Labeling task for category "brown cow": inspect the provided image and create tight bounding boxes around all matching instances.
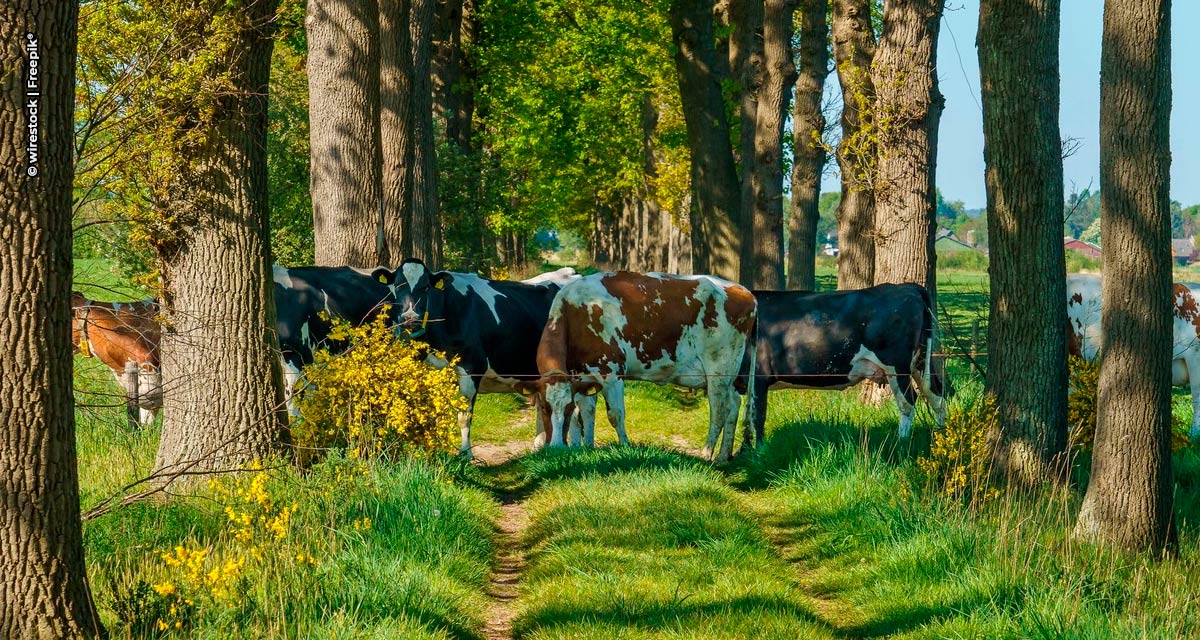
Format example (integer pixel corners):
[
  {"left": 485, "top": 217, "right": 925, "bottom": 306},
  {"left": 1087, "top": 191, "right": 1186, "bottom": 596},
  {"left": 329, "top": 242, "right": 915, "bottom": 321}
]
[
  {"left": 535, "top": 271, "right": 757, "bottom": 462},
  {"left": 72, "top": 293, "right": 162, "bottom": 427}
]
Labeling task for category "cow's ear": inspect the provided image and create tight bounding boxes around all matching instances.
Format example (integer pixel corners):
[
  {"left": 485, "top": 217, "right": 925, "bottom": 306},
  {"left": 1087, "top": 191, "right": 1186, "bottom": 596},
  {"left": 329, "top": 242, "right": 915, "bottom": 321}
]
[{"left": 371, "top": 267, "right": 396, "bottom": 285}]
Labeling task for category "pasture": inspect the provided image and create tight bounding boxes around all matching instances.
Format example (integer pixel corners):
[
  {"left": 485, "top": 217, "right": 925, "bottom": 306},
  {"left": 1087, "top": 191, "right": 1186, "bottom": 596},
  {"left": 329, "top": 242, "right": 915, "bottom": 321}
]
[{"left": 73, "top": 261, "right": 1200, "bottom": 639}]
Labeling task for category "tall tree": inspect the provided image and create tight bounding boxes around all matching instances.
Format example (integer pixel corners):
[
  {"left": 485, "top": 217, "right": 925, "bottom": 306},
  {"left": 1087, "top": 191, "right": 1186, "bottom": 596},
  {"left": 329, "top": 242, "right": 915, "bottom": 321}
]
[
  {"left": 308, "top": 0, "right": 384, "bottom": 267},
  {"left": 728, "top": 0, "right": 764, "bottom": 285},
  {"left": 379, "top": 0, "right": 416, "bottom": 266},
  {"left": 669, "top": 0, "right": 743, "bottom": 280},
  {"left": 829, "top": 0, "right": 876, "bottom": 290},
  {"left": 433, "top": 0, "right": 474, "bottom": 151},
  {"left": 1, "top": 2, "right": 103, "bottom": 634},
  {"left": 788, "top": 0, "right": 830, "bottom": 291},
  {"left": 978, "top": 0, "right": 1068, "bottom": 483},
  {"left": 750, "top": 0, "right": 798, "bottom": 288},
  {"left": 152, "top": 0, "right": 289, "bottom": 474},
  {"left": 870, "top": 0, "right": 943, "bottom": 294},
  {"left": 410, "top": 0, "right": 443, "bottom": 265},
  {"left": 1075, "top": 0, "right": 1175, "bottom": 553}
]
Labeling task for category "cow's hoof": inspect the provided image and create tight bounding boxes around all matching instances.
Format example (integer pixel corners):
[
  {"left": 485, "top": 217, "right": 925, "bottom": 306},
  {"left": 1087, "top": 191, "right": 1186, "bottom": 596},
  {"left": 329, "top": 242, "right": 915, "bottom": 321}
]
[{"left": 700, "top": 446, "right": 713, "bottom": 460}]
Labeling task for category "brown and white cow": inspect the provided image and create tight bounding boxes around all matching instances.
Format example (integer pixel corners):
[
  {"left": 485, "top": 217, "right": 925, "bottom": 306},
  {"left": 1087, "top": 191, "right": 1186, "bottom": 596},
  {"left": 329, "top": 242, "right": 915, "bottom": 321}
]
[
  {"left": 1066, "top": 274, "right": 1200, "bottom": 441},
  {"left": 71, "top": 293, "right": 162, "bottom": 427},
  {"left": 535, "top": 271, "right": 757, "bottom": 462}
]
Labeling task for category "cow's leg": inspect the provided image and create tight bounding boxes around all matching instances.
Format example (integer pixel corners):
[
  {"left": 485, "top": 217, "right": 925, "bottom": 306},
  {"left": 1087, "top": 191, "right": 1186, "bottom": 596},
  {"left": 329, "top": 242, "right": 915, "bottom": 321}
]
[
  {"left": 910, "top": 352, "right": 948, "bottom": 430},
  {"left": 602, "top": 378, "right": 629, "bottom": 446},
  {"left": 532, "top": 394, "right": 548, "bottom": 450},
  {"left": 751, "top": 376, "right": 770, "bottom": 450},
  {"left": 568, "top": 396, "right": 584, "bottom": 447},
  {"left": 281, "top": 357, "right": 304, "bottom": 419},
  {"left": 889, "top": 373, "right": 917, "bottom": 440},
  {"left": 138, "top": 367, "right": 162, "bottom": 426},
  {"left": 577, "top": 393, "right": 598, "bottom": 447},
  {"left": 701, "top": 379, "right": 728, "bottom": 461},
  {"left": 457, "top": 373, "right": 478, "bottom": 457},
  {"left": 546, "top": 382, "right": 572, "bottom": 447},
  {"left": 718, "top": 385, "right": 741, "bottom": 462},
  {"left": 1186, "top": 356, "right": 1200, "bottom": 442}
]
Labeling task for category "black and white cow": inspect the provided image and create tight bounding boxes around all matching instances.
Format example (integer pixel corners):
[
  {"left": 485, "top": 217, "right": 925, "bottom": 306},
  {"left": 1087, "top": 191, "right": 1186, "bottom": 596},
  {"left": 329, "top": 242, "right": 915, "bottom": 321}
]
[
  {"left": 272, "top": 265, "right": 395, "bottom": 414},
  {"left": 372, "top": 259, "right": 580, "bottom": 457},
  {"left": 742, "top": 283, "right": 948, "bottom": 448}
]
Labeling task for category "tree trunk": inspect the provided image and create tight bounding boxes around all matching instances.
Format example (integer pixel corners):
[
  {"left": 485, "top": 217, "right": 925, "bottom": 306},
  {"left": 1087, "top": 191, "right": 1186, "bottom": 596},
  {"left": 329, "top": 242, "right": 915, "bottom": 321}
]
[
  {"left": 1, "top": 3, "right": 103, "bottom": 634},
  {"left": 433, "top": 0, "right": 472, "bottom": 151},
  {"left": 308, "top": 0, "right": 383, "bottom": 267},
  {"left": 1074, "top": 0, "right": 1175, "bottom": 554},
  {"left": 788, "top": 0, "right": 829, "bottom": 291},
  {"left": 410, "top": 0, "right": 442, "bottom": 266},
  {"left": 669, "top": 0, "right": 743, "bottom": 281},
  {"left": 379, "top": 0, "right": 415, "bottom": 267},
  {"left": 730, "top": 0, "right": 764, "bottom": 285},
  {"left": 979, "top": 0, "right": 1068, "bottom": 484},
  {"left": 154, "top": 0, "right": 289, "bottom": 475},
  {"left": 750, "top": 0, "right": 797, "bottom": 289},
  {"left": 870, "top": 0, "right": 943, "bottom": 295},
  {"left": 830, "top": 0, "right": 875, "bottom": 290}
]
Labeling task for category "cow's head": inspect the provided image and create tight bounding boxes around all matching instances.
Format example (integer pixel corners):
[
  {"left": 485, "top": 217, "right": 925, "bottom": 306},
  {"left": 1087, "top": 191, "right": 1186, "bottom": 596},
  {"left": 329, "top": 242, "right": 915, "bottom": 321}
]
[{"left": 371, "top": 259, "right": 449, "bottom": 338}]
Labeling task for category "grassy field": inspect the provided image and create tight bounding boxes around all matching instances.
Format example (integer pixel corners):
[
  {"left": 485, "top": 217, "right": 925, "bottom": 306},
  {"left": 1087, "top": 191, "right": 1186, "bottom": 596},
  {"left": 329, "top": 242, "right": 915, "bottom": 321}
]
[{"left": 73, "top": 263, "right": 1200, "bottom": 638}]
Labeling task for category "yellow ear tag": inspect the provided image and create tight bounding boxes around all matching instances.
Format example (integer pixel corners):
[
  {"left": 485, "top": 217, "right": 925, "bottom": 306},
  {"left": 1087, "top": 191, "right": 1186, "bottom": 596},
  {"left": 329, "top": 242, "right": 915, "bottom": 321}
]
[
  {"left": 379, "top": 274, "right": 388, "bottom": 283},
  {"left": 434, "top": 280, "right": 445, "bottom": 290},
  {"left": 585, "top": 386, "right": 599, "bottom": 396},
  {"left": 79, "top": 338, "right": 92, "bottom": 358}
]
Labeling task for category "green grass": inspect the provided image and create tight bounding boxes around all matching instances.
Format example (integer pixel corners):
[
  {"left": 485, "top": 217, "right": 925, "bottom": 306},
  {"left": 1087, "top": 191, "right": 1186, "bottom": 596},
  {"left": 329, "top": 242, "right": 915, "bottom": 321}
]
[
  {"left": 510, "top": 451, "right": 837, "bottom": 640},
  {"left": 77, "top": 363, "right": 499, "bottom": 639},
  {"left": 73, "top": 259, "right": 1200, "bottom": 638}
]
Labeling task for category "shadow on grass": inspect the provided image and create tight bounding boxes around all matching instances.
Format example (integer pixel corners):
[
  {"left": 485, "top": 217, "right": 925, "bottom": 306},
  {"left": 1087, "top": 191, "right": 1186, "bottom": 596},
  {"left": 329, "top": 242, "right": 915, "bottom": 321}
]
[
  {"left": 737, "top": 414, "right": 932, "bottom": 490},
  {"left": 514, "top": 594, "right": 825, "bottom": 639}
]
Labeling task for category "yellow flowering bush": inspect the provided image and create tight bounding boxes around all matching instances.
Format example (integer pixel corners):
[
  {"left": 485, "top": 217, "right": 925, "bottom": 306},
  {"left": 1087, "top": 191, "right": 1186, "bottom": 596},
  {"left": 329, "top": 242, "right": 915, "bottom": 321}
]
[
  {"left": 295, "top": 309, "right": 465, "bottom": 458},
  {"left": 917, "top": 394, "right": 999, "bottom": 508},
  {"left": 146, "top": 465, "right": 313, "bottom": 633},
  {"left": 1066, "top": 355, "right": 1100, "bottom": 451},
  {"left": 209, "top": 468, "right": 298, "bottom": 547}
]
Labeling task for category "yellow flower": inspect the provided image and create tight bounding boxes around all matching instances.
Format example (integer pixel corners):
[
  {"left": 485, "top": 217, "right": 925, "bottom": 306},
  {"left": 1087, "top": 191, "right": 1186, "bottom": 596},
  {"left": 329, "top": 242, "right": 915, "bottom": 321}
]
[{"left": 153, "top": 582, "right": 176, "bottom": 597}]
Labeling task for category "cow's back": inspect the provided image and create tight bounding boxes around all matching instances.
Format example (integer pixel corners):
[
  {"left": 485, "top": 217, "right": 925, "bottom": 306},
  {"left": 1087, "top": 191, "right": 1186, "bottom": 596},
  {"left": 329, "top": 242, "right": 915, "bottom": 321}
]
[
  {"left": 540, "top": 272, "right": 754, "bottom": 383},
  {"left": 752, "top": 284, "right": 928, "bottom": 387},
  {"left": 71, "top": 294, "right": 161, "bottom": 369},
  {"left": 446, "top": 276, "right": 562, "bottom": 382}
]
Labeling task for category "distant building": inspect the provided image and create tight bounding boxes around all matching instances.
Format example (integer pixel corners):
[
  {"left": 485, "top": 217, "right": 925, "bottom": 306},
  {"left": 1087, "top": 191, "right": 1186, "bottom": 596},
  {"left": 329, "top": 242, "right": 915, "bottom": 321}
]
[
  {"left": 1064, "top": 237, "right": 1101, "bottom": 259},
  {"left": 1173, "top": 237, "right": 1197, "bottom": 266}
]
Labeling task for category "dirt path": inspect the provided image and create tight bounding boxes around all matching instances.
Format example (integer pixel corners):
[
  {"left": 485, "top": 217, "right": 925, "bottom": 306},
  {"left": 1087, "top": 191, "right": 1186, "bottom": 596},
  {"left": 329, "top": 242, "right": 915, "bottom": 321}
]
[{"left": 482, "top": 487, "right": 531, "bottom": 640}]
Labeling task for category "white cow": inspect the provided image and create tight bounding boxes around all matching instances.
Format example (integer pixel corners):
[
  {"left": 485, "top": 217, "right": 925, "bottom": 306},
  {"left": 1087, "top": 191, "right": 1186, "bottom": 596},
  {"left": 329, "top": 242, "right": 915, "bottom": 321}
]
[{"left": 1066, "top": 273, "right": 1200, "bottom": 440}]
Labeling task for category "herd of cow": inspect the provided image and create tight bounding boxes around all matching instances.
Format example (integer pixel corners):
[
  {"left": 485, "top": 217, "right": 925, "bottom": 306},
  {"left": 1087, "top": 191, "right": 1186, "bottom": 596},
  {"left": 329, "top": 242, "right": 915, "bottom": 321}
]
[{"left": 139, "top": 260, "right": 1200, "bottom": 463}]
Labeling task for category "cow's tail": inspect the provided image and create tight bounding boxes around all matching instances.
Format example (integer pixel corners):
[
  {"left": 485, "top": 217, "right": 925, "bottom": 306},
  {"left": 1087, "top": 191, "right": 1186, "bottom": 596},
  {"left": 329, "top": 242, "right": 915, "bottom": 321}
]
[
  {"left": 912, "top": 285, "right": 949, "bottom": 425},
  {"left": 740, "top": 300, "right": 759, "bottom": 451}
]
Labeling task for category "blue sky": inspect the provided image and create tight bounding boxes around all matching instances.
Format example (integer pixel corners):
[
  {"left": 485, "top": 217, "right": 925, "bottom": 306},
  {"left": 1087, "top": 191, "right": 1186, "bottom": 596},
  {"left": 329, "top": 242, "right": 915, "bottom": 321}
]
[{"left": 820, "top": 0, "right": 1198, "bottom": 208}]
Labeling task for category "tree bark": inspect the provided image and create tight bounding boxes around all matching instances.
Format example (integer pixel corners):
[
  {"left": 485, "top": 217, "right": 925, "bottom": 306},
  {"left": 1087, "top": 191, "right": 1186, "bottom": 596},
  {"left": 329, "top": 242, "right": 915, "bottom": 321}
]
[
  {"left": 307, "top": 0, "right": 384, "bottom": 267},
  {"left": 830, "top": 0, "right": 875, "bottom": 290},
  {"left": 788, "top": 0, "right": 829, "bottom": 291},
  {"left": 1075, "top": 0, "right": 1175, "bottom": 554},
  {"left": 154, "top": 0, "right": 289, "bottom": 475},
  {"left": 870, "top": 0, "right": 943, "bottom": 295},
  {"left": 1, "top": 2, "right": 103, "bottom": 634},
  {"left": 978, "top": 0, "right": 1068, "bottom": 484},
  {"left": 379, "top": 0, "right": 415, "bottom": 267},
  {"left": 410, "top": 0, "right": 443, "bottom": 266},
  {"left": 729, "top": 0, "right": 764, "bottom": 285},
  {"left": 433, "top": 0, "right": 472, "bottom": 151},
  {"left": 750, "top": 0, "right": 797, "bottom": 289},
  {"left": 669, "top": 0, "right": 743, "bottom": 281}
]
